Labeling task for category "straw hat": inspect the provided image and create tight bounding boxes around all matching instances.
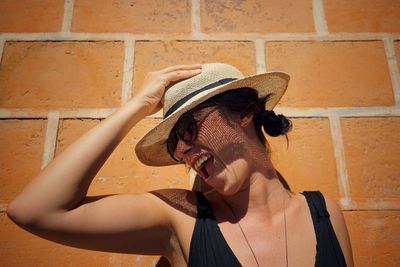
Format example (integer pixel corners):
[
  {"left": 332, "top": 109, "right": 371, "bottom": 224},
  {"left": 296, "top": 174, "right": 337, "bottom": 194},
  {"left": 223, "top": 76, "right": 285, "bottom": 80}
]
[{"left": 135, "top": 63, "right": 289, "bottom": 166}]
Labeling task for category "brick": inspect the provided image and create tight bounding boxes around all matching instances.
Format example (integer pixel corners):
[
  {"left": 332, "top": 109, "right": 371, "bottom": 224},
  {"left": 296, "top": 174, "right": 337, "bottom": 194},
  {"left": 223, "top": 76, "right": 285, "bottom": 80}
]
[
  {"left": 344, "top": 211, "right": 400, "bottom": 266},
  {"left": 325, "top": 0, "right": 400, "bottom": 33},
  {"left": 201, "top": 0, "right": 314, "bottom": 33},
  {"left": 133, "top": 40, "right": 255, "bottom": 98},
  {"left": 0, "top": 41, "right": 124, "bottom": 110},
  {"left": 341, "top": 117, "right": 400, "bottom": 208},
  {"left": 0, "top": 120, "right": 46, "bottom": 203},
  {"left": 72, "top": 0, "right": 191, "bottom": 34},
  {"left": 266, "top": 41, "right": 394, "bottom": 107},
  {"left": 0, "top": 213, "right": 159, "bottom": 266},
  {"left": 0, "top": 0, "right": 64, "bottom": 33},
  {"left": 269, "top": 118, "right": 340, "bottom": 199},
  {"left": 56, "top": 119, "right": 190, "bottom": 195}
]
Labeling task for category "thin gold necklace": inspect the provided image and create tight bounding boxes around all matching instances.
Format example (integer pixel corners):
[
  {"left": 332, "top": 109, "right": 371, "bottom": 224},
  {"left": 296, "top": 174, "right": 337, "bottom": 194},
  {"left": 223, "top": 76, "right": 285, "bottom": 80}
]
[{"left": 225, "top": 189, "right": 289, "bottom": 267}]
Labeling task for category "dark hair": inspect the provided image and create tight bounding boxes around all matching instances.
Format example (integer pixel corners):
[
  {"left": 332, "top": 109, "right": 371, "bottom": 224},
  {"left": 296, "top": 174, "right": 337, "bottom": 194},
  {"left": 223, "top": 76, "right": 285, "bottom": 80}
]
[{"left": 193, "top": 87, "right": 292, "bottom": 145}]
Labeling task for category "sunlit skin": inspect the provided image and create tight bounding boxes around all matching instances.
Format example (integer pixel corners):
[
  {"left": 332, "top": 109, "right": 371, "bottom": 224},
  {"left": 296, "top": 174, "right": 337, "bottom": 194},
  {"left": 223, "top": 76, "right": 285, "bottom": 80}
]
[{"left": 6, "top": 64, "right": 354, "bottom": 267}]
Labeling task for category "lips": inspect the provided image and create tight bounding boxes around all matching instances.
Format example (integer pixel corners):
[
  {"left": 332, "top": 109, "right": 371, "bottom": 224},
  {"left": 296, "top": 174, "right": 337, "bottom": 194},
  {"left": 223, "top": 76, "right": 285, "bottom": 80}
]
[{"left": 192, "top": 153, "right": 213, "bottom": 179}]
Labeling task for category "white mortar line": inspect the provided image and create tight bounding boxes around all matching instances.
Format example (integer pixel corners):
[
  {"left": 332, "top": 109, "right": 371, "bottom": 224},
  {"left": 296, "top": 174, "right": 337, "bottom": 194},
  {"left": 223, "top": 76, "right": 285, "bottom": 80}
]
[
  {"left": 313, "top": 0, "right": 329, "bottom": 35},
  {"left": 1, "top": 106, "right": 399, "bottom": 119},
  {"left": 121, "top": 39, "right": 135, "bottom": 105},
  {"left": 191, "top": 0, "right": 202, "bottom": 38},
  {"left": 383, "top": 38, "right": 400, "bottom": 106},
  {"left": 274, "top": 106, "right": 400, "bottom": 117},
  {"left": 0, "top": 108, "right": 116, "bottom": 119},
  {"left": 2, "top": 32, "right": 400, "bottom": 42},
  {"left": 41, "top": 112, "right": 60, "bottom": 169},
  {"left": 61, "top": 0, "right": 75, "bottom": 32},
  {"left": 61, "top": 108, "right": 116, "bottom": 118},
  {"left": 329, "top": 115, "right": 351, "bottom": 208},
  {"left": 0, "top": 109, "right": 49, "bottom": 118},
  {"left": 255, "top": 40, "right": 266, "bottom": 74},
  {"left": 0, "top": 37, "right": 5, "bottom": 64},
  {"left": 149, "top": 106, "right": 400, "bottom": 118}
]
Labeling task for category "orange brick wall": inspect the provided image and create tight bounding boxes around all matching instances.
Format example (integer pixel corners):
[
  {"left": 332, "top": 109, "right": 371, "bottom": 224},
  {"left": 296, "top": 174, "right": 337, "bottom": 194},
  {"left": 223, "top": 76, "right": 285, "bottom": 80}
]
[{"left": 0, "top": 0, "right": 399, "bottom": 266}]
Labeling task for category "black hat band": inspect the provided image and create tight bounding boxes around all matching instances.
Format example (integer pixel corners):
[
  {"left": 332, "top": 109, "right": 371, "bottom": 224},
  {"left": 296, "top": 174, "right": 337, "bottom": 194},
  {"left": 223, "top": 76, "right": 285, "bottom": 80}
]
[{"left": 164, "top": 78, "right": 237, "bottom": 118}]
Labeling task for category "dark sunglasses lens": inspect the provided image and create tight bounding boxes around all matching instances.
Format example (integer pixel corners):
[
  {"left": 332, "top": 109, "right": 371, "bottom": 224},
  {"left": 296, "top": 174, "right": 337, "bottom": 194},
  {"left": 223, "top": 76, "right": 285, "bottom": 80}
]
[
  {"left": 167, "top": 135, "right": 180, "bottom": 162},
  {"left": 178, "top": 115, "right": 197, "bottom": 143},
  {"left": 167, "top": 135, "right": 175, "bottom": 154},
  {"left": 167, "top": 123, "right": 179, "bottom": 161},
  {"left": 167, "top": 114, "right": 198, "bottom": 162}
]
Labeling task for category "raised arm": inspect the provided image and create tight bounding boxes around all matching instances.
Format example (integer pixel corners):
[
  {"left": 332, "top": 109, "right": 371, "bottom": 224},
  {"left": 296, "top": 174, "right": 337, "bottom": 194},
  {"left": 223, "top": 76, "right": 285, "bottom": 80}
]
[{"left": 6, "top": 64, "right": 202, "bottom": 255}]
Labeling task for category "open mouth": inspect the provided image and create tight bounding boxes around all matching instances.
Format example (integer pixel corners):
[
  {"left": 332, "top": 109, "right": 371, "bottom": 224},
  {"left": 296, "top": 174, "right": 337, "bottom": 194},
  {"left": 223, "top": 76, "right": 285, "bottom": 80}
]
[{"left": 194, "top": 154, "right": 213, "bottom": 179}]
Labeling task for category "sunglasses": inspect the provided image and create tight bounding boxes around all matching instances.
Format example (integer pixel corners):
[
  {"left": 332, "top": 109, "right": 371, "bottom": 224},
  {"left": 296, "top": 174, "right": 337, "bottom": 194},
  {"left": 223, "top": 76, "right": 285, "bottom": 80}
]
[{"left": 166, "top": 106, "right": 219, "bottom": 162}]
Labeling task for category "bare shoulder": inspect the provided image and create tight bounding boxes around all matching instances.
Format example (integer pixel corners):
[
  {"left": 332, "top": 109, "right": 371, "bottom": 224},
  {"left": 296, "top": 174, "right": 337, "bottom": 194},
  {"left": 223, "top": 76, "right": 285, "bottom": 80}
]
[
  {"left": 324, "top": 196, "right": 348, "bottom": 236},
  {"left": 323, "top": 194, "right": 354, "bottom": 267},
  {"left": 149, "top": 188, "right": 198, "bottom": 218},
  {"left": 324, "top": 196, "right": 343, "bottom": 221}
]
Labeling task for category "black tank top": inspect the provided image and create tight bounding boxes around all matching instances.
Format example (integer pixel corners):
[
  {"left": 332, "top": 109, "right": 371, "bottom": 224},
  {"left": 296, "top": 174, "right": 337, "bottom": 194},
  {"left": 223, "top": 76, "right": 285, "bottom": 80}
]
[{"left": 188, "top": 191, "right": 347, "bottom": 267}]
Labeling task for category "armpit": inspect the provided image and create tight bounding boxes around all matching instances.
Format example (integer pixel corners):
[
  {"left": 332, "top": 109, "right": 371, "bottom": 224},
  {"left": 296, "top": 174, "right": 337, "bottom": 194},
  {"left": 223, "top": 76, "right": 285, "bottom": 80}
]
[{"left": 149, "top": 189, "right": 197, "bottom": 218}]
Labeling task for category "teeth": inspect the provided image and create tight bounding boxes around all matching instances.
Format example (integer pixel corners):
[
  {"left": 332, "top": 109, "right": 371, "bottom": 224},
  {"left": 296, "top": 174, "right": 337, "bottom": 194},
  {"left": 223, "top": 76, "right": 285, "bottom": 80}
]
[{"left": 194, "top": 154, "right": 211, "bottom": 170}]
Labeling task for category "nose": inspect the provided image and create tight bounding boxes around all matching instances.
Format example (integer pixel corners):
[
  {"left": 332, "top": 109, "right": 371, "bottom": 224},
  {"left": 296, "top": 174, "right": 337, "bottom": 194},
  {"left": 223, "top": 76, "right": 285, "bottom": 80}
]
[{"left": 174, "top": 138, "right": 192, "bottom": 161}]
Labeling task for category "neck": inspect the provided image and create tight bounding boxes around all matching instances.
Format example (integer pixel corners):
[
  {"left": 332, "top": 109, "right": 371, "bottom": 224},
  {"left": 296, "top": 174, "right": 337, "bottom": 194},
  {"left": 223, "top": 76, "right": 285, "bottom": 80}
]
[
  {"left": 221, "top": 169, "right": 288, "bottom": 219},
  {"left": 217, "top": 125, "right": 290, "bottom": 219},
  {"left": 217, "top": 162, "right": 290, "bottom": 267}
]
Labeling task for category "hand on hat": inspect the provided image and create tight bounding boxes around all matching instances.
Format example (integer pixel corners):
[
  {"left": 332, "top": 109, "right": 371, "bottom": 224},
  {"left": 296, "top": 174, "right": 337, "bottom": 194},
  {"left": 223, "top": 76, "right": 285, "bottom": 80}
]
[{"left": 135, "top": 64, "right": 202, "bottom": 116}]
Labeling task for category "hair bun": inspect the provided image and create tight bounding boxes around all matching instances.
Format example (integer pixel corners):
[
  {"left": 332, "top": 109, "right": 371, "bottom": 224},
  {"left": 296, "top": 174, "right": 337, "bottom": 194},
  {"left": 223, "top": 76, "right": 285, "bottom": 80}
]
[{"left": 258, "top": 110, "right": 292, "bottom": 137}]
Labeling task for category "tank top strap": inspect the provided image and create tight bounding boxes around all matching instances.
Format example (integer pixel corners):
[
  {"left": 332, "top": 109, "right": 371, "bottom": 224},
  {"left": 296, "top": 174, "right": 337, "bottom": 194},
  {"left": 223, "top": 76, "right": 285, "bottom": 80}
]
[
  {"left": 194, "top": 191, "right": 216, "bottom": 220},
  {"left": 189, "top": 191, "right": 242, "bottom": 267},
  {"left": 302, "top": 191, "right": 347, "bottom": 267},
  {"left": 303, "top": 191, "right": 330, "bottom": 222}
]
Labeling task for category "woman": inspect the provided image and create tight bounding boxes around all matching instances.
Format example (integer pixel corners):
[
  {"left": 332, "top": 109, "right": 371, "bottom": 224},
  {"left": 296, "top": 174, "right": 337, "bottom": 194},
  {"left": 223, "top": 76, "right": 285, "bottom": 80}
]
[{"left": 7, "top": 63, "right": 353, "bottom": 266}]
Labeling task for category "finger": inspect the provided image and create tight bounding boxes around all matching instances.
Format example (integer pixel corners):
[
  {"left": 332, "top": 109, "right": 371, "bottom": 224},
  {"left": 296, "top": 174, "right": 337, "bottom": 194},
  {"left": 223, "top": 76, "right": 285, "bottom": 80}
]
[
  {"left": 166, "top": 69, "right": 202, "bottom": 83},
  {"left": 162, "top": 64, "right": 202, "bottom": 73}
]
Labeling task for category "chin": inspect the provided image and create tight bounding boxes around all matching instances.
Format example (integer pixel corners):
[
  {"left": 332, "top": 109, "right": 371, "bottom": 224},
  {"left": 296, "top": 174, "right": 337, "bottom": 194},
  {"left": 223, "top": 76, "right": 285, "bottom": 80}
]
[
  {"left": 208, "top": 179, "right": 241, "bottom": 196},
  {"left": 205, "top": 165, "right": 247, "bottom": 196}
]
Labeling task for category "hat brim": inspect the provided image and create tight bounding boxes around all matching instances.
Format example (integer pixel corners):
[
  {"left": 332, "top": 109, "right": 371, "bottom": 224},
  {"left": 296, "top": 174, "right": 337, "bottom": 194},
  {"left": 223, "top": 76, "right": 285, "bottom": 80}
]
[{"left": 135, "top": 71, "right": 290, "bottom": 166}]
